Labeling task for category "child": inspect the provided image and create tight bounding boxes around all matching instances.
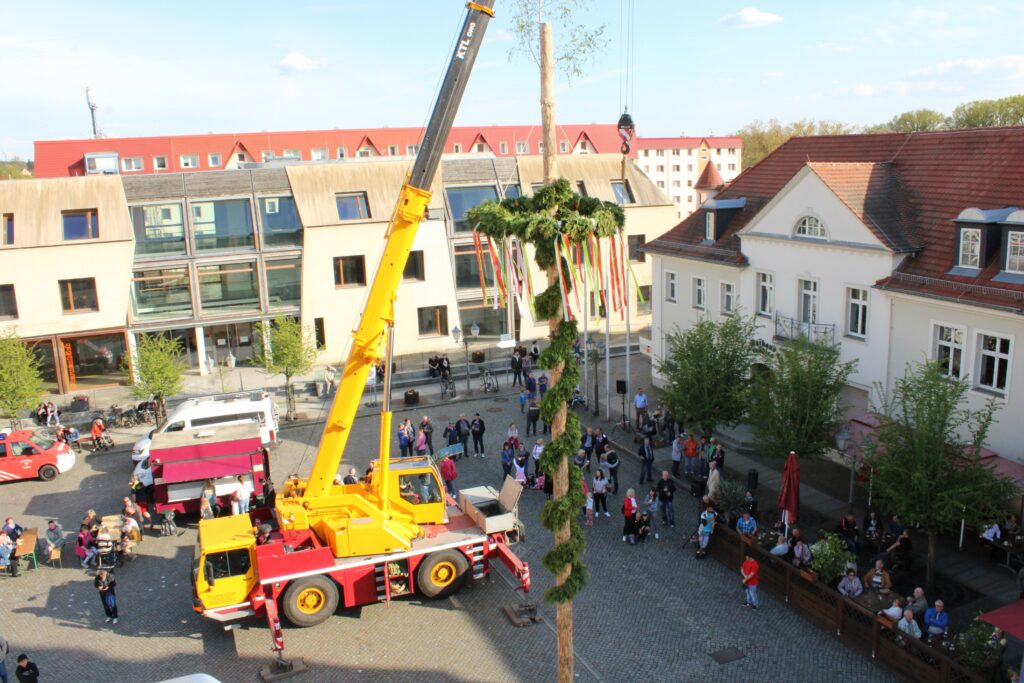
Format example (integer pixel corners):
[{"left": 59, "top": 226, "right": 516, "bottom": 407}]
[
  {"left": 585, "top": 492, "right": 594, "bottom": 526},
  {"left": 519, "top": 389, "right": 530, "bottom": 414}
]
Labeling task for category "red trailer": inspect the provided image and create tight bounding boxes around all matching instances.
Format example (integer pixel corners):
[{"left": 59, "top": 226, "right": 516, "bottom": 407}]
[{"left": 134, "top": 424, "right": 268, "bottom": 515}]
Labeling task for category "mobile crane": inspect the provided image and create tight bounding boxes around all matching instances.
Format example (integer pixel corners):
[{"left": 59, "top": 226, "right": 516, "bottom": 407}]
[{"left": 190, "top": 0, "right": 530, "bottom": 660}]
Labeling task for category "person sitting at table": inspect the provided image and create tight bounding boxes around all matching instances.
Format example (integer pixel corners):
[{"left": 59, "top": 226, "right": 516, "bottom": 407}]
[
  {"left": 923, "top": 600, "right": 949, "bottom": 642},
  {"left": 770, "top": 534, "right": 790, "bottom": 557},
  {"left": 878, "top": 596, "right": 904, "bottom": 621},
  {"left": 886, "top": 529, "right": 913, "bottom": 569},
  {"left": 1, "top": 517, "right": 23, "bottom": 543},
  {"left": 837, "top": 568, "right": 864, "bottom": 597},
  {"left": 42, "top": 520, "right": 65, "bottom": 555},
  {"left": 0, "top": 531, "right": 19, "bottom": 577},
  {"left": 120, "top": 515, "right": 141, "bottom": 559},
  {"left": 863, "top": 510, "right": 882, "bottom": 541},
  {"left": 907, "top": 587, "right": 927, "bottom": 620},
  {"left": 95, "top": 526, "right": 115, "bottom": 563},
  {"left": 982, "top": 520, "right": 1002, "bottom": 542},
  {"left": 1005, "top": 513, "right": 1021, "bottom": 537},
  {"left": 897, "top": 609, "right": 922, "bottom": 639},
  {"left": 864, "top": 559, "right": 893, "bottom": 592},
  {"left": 838, "top": 512, "right": 860, "bottom": 555},
  {"left": 75, "top": 524, "right": 98, "bottom": 568},
  {"left": 791, "top": 539, "right": 812, "bottom": 568},
  {"left": 736, "top": 510, "right": 757, "bottom": 536},
  {"left": 788, "top": 526, "right": 805, "bottom": 548},
  {"left": 888, "top": 514, "right": 905, "bottom": 537}
]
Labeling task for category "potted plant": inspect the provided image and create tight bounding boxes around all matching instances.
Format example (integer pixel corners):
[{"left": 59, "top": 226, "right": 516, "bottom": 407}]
[
  {"left": 711, "top": 478, "right": 748, "bottom": 526},
  {"left": 809, "top": 532, "right": 855, "bottom": 585},
  {"left": 952, "top": 621, "right": 1004, "bottom": 676}
]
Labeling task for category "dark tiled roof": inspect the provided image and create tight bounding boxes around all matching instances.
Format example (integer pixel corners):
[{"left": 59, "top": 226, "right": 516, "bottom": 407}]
[{"left": 646, "top": 127, "right": 1024, "bottom": 310}]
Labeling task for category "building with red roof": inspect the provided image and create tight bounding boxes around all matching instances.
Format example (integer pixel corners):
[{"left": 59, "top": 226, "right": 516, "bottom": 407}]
[
  {"left": 646, "top": 127, "right": 1024, "bottom": 463},
  {"left": 633, "top": 136, "right": 742, "bottom": 219}
]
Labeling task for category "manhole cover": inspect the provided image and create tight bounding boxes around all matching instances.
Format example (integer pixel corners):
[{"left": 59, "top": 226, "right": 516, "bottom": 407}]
[
  {"left": 709, "top": 647, "right": 745, "bottom": 665},
  {"left": 486, "top": 407, "right": 503, "bottom": 414},
  {"left": 491, "top": 397, "right": 510, "bottom": 403}
]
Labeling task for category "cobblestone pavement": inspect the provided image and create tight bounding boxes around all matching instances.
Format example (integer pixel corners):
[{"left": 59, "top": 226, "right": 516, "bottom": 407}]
[{"left": 0, "top": 386, "right": 895, "bottom": 682}]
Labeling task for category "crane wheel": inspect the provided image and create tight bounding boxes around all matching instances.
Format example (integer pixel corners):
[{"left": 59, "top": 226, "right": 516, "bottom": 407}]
[
  {"left": 417, "top": 549, "right": 469, "bottom": 599},
  {"left": 281, "top": 575, "right": 339, "bottom": 627}
]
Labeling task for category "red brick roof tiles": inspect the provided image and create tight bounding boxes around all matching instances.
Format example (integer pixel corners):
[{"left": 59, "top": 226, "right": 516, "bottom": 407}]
[{"left": 694, "top": 161, "right": 725, "bottom": 190}]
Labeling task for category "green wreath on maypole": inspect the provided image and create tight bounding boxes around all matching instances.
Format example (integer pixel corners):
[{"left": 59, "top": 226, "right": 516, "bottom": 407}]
[{"left": 468, "top": 178, "right": 624, "bottom": 602}]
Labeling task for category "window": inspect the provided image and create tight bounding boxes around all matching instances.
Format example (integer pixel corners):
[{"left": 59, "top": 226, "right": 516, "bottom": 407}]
[
  {"left": 795, "top": 216, "right": 827, "bottom": 239},
  {"left": 846, "top": 288, "right": 868, "bottom": 338},
  {"left": 204, "top": 549, "right": 252, "bottom": 581},
  {"left": 611, "top": 180, "right": 635, "bottom": 205},
  {"left": 958, "top": 228, "right": 981, "bottom": 268},
  {"left": 0, "top": 284, "right": 17, "bottom": 318},
  {"left": 503, "top": 184, "right": 521, "bottom": 199},
  {"left": 665, "top": 272, "right": 677, "bottom": 302},
  {"left": 131, "top": 203, "right": 186, "bottom": 257},
  {"left": 638, "top": 285, "right": 652, "bottom": 314},
  {"left": 131, "top": 268, "right": 192, "bottom": 319},
  {"left": 688, "top": 150, "right": 693, "bottom": 157},
  {"left": 716, "top": 148, "right": 722, "bottom": 155},
  {"left": 757, "top": 272, "right": 774, "bottom": 316},
  {"left": 262, "top": 151, "right": 273, "bottom": 162},
  {"left": 672, "top": 165, "right": 680, "bottom": 172},
  {"left": 656, "top": 165, "right": 665, "bottom": 172},
  {"left": 499, "top": 142, "right": 508, "bottom": 154},
  {"left": 259, "top": 196, "right": 302, "bottom": 247},
  {"left": 457, "top": 299, "right": 507, "bottom": 336},
  {"left": 445, "top": 185, "right": 498, "bottom": 232},
  {"left": 154, "top": 156, "right": 168, "bottom": 170},
  {"left": 576, "top": 181, "right": 588, "bottom": 197},
  {"left": 334, "top": 255, "right": 366, "bottom": 287},
  {"left": 388, "top": 145, "right": 399, "bottom": 156},
  {"left": 403, "top": 251, "right": 425, "bottom": 281},
  {"left": 628, "top": 235, "right": 645, "bottom": 263},
  {"left": 191, "top": 198, "right": 254, "bottom": 251},
  {"left": 313, "top": 317, "right": 326, "bottom": 350},
  {"left": 560, "top": 141, "right": 568, "bottom": 153},
  {"left": 59, "top": 278, "right": 98, "bottom": 313},
  {"left": 720, "top": 282, "right": 736, "bottom": 314},
  {"left": 580, "top": 140, "right": 591, "bottom": 154},
  {"left": 692, "top": 277, "right": 705, "bottom": 309},
  {"left": 2, "top": 214, "right": 13, "bottom": 245},
  {"left": 282, "top": 149, "right": 300, "bottom": 160},
  {"left": 311, "top": 148, "right": 328, "bottom": 161},
  {"left": 798, "top": 279, "right": 818, "bottom": 323},
  {"left": 357, "top": 147, "right": 373, "bottom": 158},
  {"left": 62, "top": 209, "right": 99, "bottom": 241},
  {"left": 454, "top": 242, "right": 495, "bottom": 288},
  {"left": 266, "top": 258, "right": 301, "bottom": 308},
  {"left": 538, "top": 142, "right": 544, "bottom": 154},
  {"left": 589, "top": 292, "right": 606, "bottom": 318},
  {"left": 335, "top": 193, "right": 370, "bottom": 221},
  {"left": 977, "top": 334, "right": 1012, "bottom": 394},
  {"left": 688, "top": 195, "right": 693, "bottom": 203},
  {"left": 704, "top": 212, "right": 715, "bottom": 241},
  {"left": 197, "top": 263, "right": 259, "bottom": 312},
  {"left": 236, "top": 153, "right": 245, "bottom": 163},
  {"left": 337, "top": 147, "right": 348, "bottom": 159},
  {"left": 672, "top": 195, "right": 681, "bottom": 203},
  {"left": 687, "top": 179, "right": 693, "bottom": 187},
  {"left": 398, "top": 473, "right": 443, "bottom": 504},
  {"left": 208, "top": 153, "right": 221, "bottom": 168},
  {"left": 453, "top": 143, "right": 462, "bottom": 153},
  {"left": 656, "top": 150, "right": 664, "bottom": 157},
  {"left": 406, "top": 144, "right": 420, "bottom": 156},
  {"left": 516, "top": 141, "right": 528, "bottom": 154},
  {"left": 643, "top": 150, "right": 649, "bottom": 157},
  {"left": 122, "top": 157, "right": 143, "bottom": 172},
  {"left": 933, "top": 325, "right": 964, "bottom": 379},
  {"left": 657, "top": 181, "right": 665, "bottom": 188},
  {"left": 672, "top": 180, "right": 681, "bottom": 188},
  {"left": 728, "top": 163, "right": 736, "bottom": 171},
  {"left": 417, "top": 305, "right": 448, "bottom": 336},
  {"left": 1007, "top": 232, "right": 1024, "bottom": 273},
  {"left": 180, "top": 154, "right": 199, "bottom": 169},
  {"left": 475, "top": 143, "right": 486, "bottom": 153},
  {"left": 729, "top": 148, "right": 736, "bottom": 155}
]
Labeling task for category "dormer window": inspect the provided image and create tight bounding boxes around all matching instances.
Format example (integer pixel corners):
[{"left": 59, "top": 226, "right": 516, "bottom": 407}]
[
  {"left": 705, "top": 212, "right": 715, "bottom": 241},
  {"left": 1007, "top": 231, "right": 1024, "bottom": 274},
  {"left": 958, "top": 228, "right": 981, "bottom": 268},
  {"left": 795, "top": 216, "right": 827, "bottom": 239}
]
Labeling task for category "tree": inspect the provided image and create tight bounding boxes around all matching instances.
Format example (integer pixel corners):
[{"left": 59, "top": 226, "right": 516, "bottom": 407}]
[
  {"left": 131, "top": 334, "right": 186, "bottom": 420},
  {"left": 868, "top": 360, "right": 1018, "bottom": 586},
  {"left": 747, "top": 338, "right": 856, "bottom": 459},
  {"left": 870, "top": 108, "right": 946, "bottom": 133},
  {"left": 735, "top": 119, "right": 857, "bottom": 168},
  {"left": 253, "top": 317, "right": 316, "bottom": 421},
  {"left": 948, "top": 94, "right": 1024, "bottom": 129},
  {"left": 0, "top": 332, "right": 44, "bottom": 429},
  {"left": 655, "top": 314, "right": 759, "bottom": 437},
  {"left": 505, "top": 5, "right": 607, "bottom": 681}
]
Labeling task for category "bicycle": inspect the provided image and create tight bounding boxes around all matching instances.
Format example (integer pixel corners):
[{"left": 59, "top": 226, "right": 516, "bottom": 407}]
[
  {"left": 440, "top": 374, "right": 457, "bottom": 400},
  {"left": 481, "top": 369, "right": 498, "bottom": 393},
  {"left": 569, "top": 388, "right": 587, "bottom": 410}
]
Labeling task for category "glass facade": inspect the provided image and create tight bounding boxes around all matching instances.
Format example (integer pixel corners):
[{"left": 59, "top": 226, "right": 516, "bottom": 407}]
[
  {"left": 29, "top": 340, "right": 59, "bottom": 393},
  {"left": 132, "top": 268, "right": 192, "bottom": 320},
  {"left": 203, "top": 322, "right": 257, "bottom": 365},
  {"left": 266, "top": 258, "right": 301, "bottom": 308},
  {"left": 59, "top": 278, "right": 98, "bottom": 312},
  {"left": 336, "top": 193, "right": 370, "bottom": 221},
  {"left": 457, "top": 299, "right": 506, "bottom": 337},
  {"left": 131, "top": 203, "right": 186, "bottom": 257},
  {"left": 62, "top": 333, "right": 128, "bottom": 388},
  {"left": 192, "top": 199, "right": 254, "bottom": 252},
  {"left": 446, "top": 186, "right": 498, "bottom": 232},
  {"left": 197, "top": 262, "right": 260, "bottom": 312},
  {"left": 259, "top": 196, "right": 303, "bottom": 248},
  {"left": 454, "top": 244, "right": 494, "bottom": 289}
]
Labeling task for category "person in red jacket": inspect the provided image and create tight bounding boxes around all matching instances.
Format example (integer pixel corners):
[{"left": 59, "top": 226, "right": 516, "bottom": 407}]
[
  {"left": 439, "top": 455, "right": 458, "bottom": 499},
  {"left": 622, "top": 488, "right": 639, "bottom": 545}
]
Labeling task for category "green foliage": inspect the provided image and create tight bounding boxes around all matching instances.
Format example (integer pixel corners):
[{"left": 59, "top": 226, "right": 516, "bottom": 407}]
[
  {"left": 953, "top": 621, "right": 1004, "bottom": 674},
  {"left": 253, "top": 317, "right": 316, "bottom": 420},
  {"left": 869, "top": 360, "right": 1018, "bottom": 583},
  {"left": 655, "top": 314, "right": 759, "bottom": 436},
  {"left": 948, "top": 94, "right": 1024, "bottom": 129},
  {"left": 507, "top": 0, "right": 607, "bottom": 80},
  {"left": 712, "top": 478, "right": 748, "bottom": 522},
  {"left": 735, "top": 119, "right": 857, "bottom": 168},
  {"left": 748, "top": 338, "right": 856, "bottom": 459},
  {"left": 868, "top": 108, "right": 946, "bottom": 133},
  {"left": 809, "top": 532, "right": 855, "bottom": 585},
  {"left": 131, "top": 334, "right": 185, "bottom": 406},
  {"left": 0, "top": 332, "right": 44, "bottom": 428}
]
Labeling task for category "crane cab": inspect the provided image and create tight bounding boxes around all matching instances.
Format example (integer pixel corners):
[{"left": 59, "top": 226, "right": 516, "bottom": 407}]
[
  {"left": 193, "top": 514, "right": 258, "bottom": 614},
  {"left": 373, "top": 456, "right": 446, "bottom": 525}
]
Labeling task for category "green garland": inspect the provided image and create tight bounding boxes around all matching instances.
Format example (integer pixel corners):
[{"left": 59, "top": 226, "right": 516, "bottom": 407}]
[{"left": 467, "top": 178, "right": 621, "bottom": 604}]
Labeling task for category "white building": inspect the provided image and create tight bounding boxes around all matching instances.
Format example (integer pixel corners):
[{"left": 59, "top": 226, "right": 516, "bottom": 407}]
[
  {"left": 646, "top": 129, "right": 1024, "bottom": 463},
  {"left": 634, "top": 136, "right": 742, "bottom": 217}
]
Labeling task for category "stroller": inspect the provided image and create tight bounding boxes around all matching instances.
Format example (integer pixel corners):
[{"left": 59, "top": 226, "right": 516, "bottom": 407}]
[
  {"left": 95, "top": 536, "right": 121, "bottom": 570},
  {"left": 160, "top": 510, "right": 178, "bottom": 537}
]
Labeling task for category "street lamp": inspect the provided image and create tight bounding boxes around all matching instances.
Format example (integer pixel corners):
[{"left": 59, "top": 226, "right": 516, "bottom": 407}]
[
  {"left": 451, "top": 323, "right": 479, "bottom": 395},
  {"left": 836, "top": 426, "right": 854, "bottom": 506}
]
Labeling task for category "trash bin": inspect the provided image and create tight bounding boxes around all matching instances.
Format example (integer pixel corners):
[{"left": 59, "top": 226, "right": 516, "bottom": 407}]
[
  {"left": 747, "top": 468, "right": 759, "bottom": 491},
  {"left": 471, "top": 350, "right": 485, "bottom": 363},
  {"left": 404, "top": 390, "right": 419, "bottom": 406}
]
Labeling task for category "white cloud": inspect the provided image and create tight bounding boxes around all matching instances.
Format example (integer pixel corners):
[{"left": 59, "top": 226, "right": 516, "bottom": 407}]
[
  {"left": 719, "top": 7, "right": 783, "bottom": 29},
  {"left": 854, "top": 83, "right": 880, "bottom": 97},
  {"left": 923, "top": 55, "right": 1024, "bottom": 78},
  {"left": 275, "top": 51, "right": 323, "bottom": 73}
]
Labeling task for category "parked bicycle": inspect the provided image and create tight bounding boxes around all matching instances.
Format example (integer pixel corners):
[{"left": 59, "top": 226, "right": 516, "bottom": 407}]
[
  {"left": 569, "top": 387, "right": 587, "bottom": 410},
  {"left": 440, "top": 374, "right": 457, "bottom": 400},
  {"left": 481, "top": 369, "right": 499, "bottom": 393}
]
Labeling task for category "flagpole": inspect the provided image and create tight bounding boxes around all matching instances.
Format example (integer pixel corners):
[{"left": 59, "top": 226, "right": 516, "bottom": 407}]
[
  {"left": 604, "top": 238, "right": 611, "bottom": 421},
  {"left": 582, "top": 246, "right": 589, "bottom": 401}
]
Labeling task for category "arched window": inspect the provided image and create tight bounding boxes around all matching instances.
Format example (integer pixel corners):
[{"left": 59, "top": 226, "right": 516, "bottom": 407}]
[{"left": 795, "top": 216, "right": 827, "bottom": 239}]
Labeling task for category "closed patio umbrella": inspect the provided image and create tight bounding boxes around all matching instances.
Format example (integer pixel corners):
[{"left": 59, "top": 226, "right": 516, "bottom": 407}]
[{"left": 777, "top": 451, "right": 800, "bottom": 537}]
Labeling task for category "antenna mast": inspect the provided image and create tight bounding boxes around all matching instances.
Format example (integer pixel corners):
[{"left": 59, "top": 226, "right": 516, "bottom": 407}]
[{"left": 86, "top": 87, "right": 103, "bottom": 138}]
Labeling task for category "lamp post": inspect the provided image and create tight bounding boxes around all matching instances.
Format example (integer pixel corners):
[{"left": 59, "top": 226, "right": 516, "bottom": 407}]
[
  {"left": 451, "top": 323, "right": 479, "bottom": 396},
  {"left": 836, "top": 426, "right": 853, "bottom": 506}
]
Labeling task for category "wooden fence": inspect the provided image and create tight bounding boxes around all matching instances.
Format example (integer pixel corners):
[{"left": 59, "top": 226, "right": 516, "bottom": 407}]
[{"left": 708, "top": 525, "right": 989, "bottom": 683}]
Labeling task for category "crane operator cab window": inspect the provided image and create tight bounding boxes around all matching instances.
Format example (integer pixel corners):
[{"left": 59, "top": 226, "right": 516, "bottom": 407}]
[{"left": 399, "top": 474, "right": 442, "bottom": 505}]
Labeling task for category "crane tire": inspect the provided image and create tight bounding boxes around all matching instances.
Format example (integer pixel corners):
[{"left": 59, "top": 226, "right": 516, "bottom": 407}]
[
  {"left": 280, "top": 575, "right": 339, "bottom": 627},
  {"left": 417, "top": 549, "right": 469, "bottom": 599}
]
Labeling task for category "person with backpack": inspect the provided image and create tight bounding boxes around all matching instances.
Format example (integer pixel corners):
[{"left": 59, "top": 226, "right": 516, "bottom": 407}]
[
  {"left": 455, "top": 414, "right": 471, "bottom": 458},
  {"left": 525, "top": 399, "right": 540, "bottom": 436},
  {"left": 606, "top": 449, "right": 620, "bottom": 495}
]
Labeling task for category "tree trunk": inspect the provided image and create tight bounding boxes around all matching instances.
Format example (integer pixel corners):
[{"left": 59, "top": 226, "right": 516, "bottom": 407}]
[
  {"left": 540, "top": 22, "right": 557, "bottom": 183},
  {"left": 285, "top": 375, "right": 295, "bottom": 421},
  {"left": 926, "top": 528, "right": 936, "bottom": 588}
]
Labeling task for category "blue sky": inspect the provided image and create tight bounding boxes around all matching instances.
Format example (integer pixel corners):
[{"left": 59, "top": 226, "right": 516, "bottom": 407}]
[{"left": 2, "top": 1, "right": 1023, "bottom": 159}]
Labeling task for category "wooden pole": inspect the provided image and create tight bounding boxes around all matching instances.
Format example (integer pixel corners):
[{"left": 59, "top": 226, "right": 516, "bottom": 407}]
[{"left": 540, "top": 22, "right": 557, "bottom": 183}]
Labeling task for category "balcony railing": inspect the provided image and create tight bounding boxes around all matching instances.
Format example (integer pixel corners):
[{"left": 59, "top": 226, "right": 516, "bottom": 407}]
[{"left": 774, "top": 313, "right": 835, "bottom": 344}]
